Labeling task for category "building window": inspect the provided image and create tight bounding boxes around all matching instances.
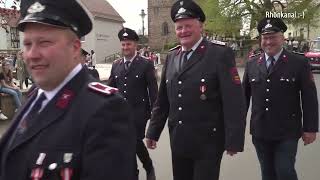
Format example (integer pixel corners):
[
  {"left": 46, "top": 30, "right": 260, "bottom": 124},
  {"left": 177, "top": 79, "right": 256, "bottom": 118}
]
[
  {"left": 10, "top": 27, "right": 19, "bottom": 48},
  {"left": 162, "top": 22, "right": 169, "bottom": 36}
]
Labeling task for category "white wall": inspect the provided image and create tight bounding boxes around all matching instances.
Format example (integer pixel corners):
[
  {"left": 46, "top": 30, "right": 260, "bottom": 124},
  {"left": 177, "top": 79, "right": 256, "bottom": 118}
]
[
  {"left": 0, "top": 28, "right": 9, "bottom": 50},
  {"left": 94, "top": 17, "right": 122, "bottom": 63},
  {"left": 81, "top": 17, "right": 123, "bottom": 64}
]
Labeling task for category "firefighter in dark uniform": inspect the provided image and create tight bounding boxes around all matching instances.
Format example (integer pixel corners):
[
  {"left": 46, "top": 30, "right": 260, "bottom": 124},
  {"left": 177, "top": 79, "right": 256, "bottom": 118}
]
[
  {"left": 145, "top": 1, "right": 246, "bottom": 180},
  {"left": 81, "top": 49, "right": 100, "bottom": 80},
  {"left": 107, "top": 28, "right": 158, "bottom": 180},
  {"left": 0, "top": 0, "right": 136, "bottom": 179},
  {"left": 243, "top": 17, "right": 319, "bottom": 180}
]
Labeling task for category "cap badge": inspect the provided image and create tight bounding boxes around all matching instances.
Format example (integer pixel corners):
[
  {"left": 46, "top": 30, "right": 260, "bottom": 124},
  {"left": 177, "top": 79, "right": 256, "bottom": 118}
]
[
  {"left": 177, "top": 7, "right": 186, "bottom": 14},
  {"left": 123, "top": 32, "right": 128, "bottom": 37},
  {"left": 180, "top": 1, "right": 184, "bottom": 6},
  {"left": 27, "top": 2, "right": 46, "bottom": 14},
  {"left": 264, "top": 19, "right": 272, "bottom": 29}
]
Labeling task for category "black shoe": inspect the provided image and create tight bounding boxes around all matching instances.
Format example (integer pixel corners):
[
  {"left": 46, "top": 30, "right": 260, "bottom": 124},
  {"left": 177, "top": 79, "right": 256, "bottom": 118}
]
[{"left": 146, "top": 168, "right": 156, "bottom": 180}]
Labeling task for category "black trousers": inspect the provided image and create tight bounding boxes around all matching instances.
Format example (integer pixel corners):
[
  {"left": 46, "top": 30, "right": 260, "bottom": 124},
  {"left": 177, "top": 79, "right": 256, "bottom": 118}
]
[
  {"left": 135, "top": 139, "right": 153, "bottom": 174},
  {"left": 171, "top": 151, "right": 223, "bottom": 180},
  {"left": 252, "top": 137, "right": 299, "bottom": 180}
]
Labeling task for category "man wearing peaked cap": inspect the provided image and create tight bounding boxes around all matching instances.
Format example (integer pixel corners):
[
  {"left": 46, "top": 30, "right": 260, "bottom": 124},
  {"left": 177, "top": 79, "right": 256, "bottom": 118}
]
[
  {"left": 118, "top": 27, "right": 140, "bottom": 42},
  {"left": 170, "top": 0, "right": 205, "bottom": 22},
  {"left": 146, "top": 1, "right": 246, "bottom": 180},
  {"left": 243, "top": 17, "right": 318, "bottom": 180},
  {"left": 0, "top": 0, "right": 136, "bottom": 180},
  {"left": 108, "top": 27, "right": 158, "bottom": 180},
  {"left": 257, "top": 17, "right": 287, "bottom": 35},
  {"left": 18, "top": 0, "right": 92, "bottom": 37}
]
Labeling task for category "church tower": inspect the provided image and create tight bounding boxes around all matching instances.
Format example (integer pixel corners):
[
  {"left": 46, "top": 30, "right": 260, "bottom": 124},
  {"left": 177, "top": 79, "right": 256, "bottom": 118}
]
[{"left": 148, "top": 0, "right": 177, "bottom": 51}]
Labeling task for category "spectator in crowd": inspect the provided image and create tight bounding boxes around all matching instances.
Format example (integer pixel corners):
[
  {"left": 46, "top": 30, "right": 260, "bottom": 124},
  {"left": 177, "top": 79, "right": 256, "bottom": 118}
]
[
  {"left": 0, "top": 61, "right": 22, "bottom": 110},
  {"left": 16, "top": 51, "right": 30, "bottom": 89},
  {"left": 0, "top": 97, "right": 8, "bottom": 120},
  {"left": 90, "top": 50, "right": 96, "bottom": 69}
]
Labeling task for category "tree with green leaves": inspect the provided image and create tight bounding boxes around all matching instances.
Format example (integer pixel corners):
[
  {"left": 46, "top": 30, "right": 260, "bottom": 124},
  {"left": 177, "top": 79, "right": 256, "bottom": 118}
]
[{"left": 196, "top": 0, "right": 320, "bottom": 39}]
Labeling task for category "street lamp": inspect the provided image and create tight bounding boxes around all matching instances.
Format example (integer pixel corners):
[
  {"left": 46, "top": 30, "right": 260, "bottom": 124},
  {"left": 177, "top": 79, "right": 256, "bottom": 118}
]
[{"left": 139, "top": 9, "right": 146, "bottom": 37}]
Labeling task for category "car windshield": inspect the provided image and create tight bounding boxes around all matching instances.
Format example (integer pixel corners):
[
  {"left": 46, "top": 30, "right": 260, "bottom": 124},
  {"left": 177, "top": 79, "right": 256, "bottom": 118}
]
[{"left": 310, "top": 40, "right": 320, "bottom": 52}]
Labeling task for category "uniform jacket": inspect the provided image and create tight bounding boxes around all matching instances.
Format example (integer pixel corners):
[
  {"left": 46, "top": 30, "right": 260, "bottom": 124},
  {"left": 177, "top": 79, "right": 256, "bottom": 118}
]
[
  {"left": 0, "top": 68, "right": 136, "bottom": 180},
  {"left": 146, "top": 39, "right": 247, "bottom": 158},
  {"left": 108, "top": 55, "right": 158, "bottom": 139},
  {"left": 243, "top": 49, "right": 319, "bottom": 140}
]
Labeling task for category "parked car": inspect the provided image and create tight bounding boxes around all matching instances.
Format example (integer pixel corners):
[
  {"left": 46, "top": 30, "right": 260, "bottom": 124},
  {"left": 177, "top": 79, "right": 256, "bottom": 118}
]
[{"left": 304, "top": 37, "right": 320, "bottom": 71}]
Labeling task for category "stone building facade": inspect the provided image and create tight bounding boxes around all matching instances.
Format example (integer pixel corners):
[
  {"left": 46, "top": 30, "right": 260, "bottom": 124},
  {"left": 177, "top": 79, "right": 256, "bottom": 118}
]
[{"left": 148, "top": 0, "right": 177, "bottom": 51}]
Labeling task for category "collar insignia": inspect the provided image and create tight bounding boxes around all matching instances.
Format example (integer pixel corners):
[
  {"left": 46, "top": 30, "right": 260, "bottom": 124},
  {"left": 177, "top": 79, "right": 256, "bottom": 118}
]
[{"left": 28, "top": 2, "right": 46, "bottom": 14}]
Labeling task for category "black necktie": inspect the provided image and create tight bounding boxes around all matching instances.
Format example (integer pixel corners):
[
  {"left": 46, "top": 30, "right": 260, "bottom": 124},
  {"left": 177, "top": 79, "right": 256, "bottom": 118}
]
[
  {"left": 125, "top": 61, "right": 131, "bottom": 71},
  {"left": 17, "top": 93, "right": 47, "bottom": 134},
  {"left": 267, "top": 56, "right": 275, "bottom": 73},
  {"left": 180, "top": 50, "right": 192, "bottom": 70}
]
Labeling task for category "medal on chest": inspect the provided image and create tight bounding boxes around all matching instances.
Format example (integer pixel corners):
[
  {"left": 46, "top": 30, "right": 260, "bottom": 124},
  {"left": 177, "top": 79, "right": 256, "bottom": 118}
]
[{"left": 200, "top": 85, "right": 207, "bottom": 100}]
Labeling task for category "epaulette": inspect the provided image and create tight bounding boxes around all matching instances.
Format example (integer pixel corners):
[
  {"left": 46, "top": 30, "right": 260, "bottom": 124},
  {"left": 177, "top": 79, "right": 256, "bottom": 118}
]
[
  {"left": 169, "top": 45, "right": 181, "bottom": 51},
  {"left": 248, "top": 52, "right": 262, "bottom": 60},
  {"left": 88, "top": 82, "right": 118, "bottom": 95},
  {"left": 211, "top": 39, "right": 226, "bottom": 46},
  {"left": 113, "top": 58, "right": 122, "bottom": 64}
]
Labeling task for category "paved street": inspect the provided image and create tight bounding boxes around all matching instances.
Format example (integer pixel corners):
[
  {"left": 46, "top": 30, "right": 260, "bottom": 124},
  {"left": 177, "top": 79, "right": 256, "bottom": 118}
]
[
  {"left": 1, "top": 65, "right": 320, "bottom": 180},
  {"left": 136, "top": 66, "right": 320, "bottom": 180}
]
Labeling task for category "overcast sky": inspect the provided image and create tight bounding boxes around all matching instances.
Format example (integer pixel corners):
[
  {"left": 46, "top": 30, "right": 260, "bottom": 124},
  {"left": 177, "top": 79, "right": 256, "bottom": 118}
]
[
  {"left": 107, "top": 0, "right": 148, "bottom": 34},
  {"left": 2, "top": 0, "right": 148, "bottom": 34}
]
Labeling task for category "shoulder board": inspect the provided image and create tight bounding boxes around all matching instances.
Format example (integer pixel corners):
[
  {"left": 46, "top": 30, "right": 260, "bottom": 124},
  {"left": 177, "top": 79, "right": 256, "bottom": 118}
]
[
  {"left": 113, "top": 58, "right": 122, "bottom": 64},
  {"left": 88, "top": 82, "right": 118, "bottom": 95},
  {"left": 211, "top": 40, "right": 226, "bottom": 46},
  {"left": 169, "top": 45, "right": 181, "bottom": 51},
  {"left": 249, "top": 53, "right": 262, "bottom": 60}
]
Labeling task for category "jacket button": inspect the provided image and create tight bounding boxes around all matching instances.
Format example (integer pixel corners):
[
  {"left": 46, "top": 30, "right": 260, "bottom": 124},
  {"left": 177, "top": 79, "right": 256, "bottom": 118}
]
[
  {"left": 178, "top": 107, "right": 182, "bottom": 111},
  {"left": 136, "top": 75, "right": 139, "bottom": 78},
  {"left": 266, "top": 89, "right": 270, "bottom": 92},
  {"left": 201, "top": 79, "right": 205, "bottom": 82},
  {"left": 48, "top": 163, "right": 58, "bottom": 170},
  {"left": 124, "top": 98, "right": 127, "bottom": 100},
  {"left": 178, "top": 94, "right": 182, "bottom": 98},
  {"left": 266, "top": 99, "right": 269, "bottom": 102},
  {"left": 213, "top": 128, "right": 217, "bottom": 132},
  {"left": 125, "top": 77, "right": 127, "bottom": 79},
  {"left": 115, "top": 76, "right": 118, "bottom": 78},
  {"left": 267, "top": 79, "right": 270, "bottom": 82},
  {"left": 178, "top": 121, "right": 182, "bottom": 124},
  {"left": 266, "top": 108, "right": 269, "bottom": 111},
  {"left": 178, "top": 81, "right": 182, "bottom": 84},
  {"left": 124, "top": 84, "right": 127, "bottom": 86},
  {"left": 142, "top": 99, "right": 145, "bottom": 101},
  {"left": 124, "top": 91, "right": 127, "bottom": 93}
]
